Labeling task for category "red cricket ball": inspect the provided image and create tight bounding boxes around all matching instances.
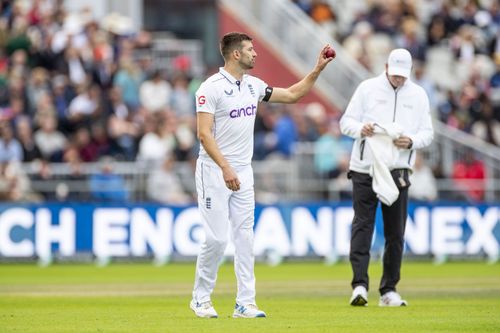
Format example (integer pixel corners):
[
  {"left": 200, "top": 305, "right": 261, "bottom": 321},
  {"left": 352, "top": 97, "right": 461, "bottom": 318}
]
[{"left": 325, "top": 47, "right": 336, "bottom": 59}]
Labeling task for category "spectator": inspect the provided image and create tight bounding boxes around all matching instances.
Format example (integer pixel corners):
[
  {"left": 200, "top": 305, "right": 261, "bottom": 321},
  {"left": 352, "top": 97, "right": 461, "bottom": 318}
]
[
  {"left": 90, "top": 56, "right": 115, "bottom": 90},
  {"left": 139, "top": 69, "right": 172, "bottom": 113},
  {"left": 409, "top": 153, "right": 437, "bottom": 202},
  {"left": 106, "top": 86, "right": 140, "bottom": 160},
  {"left": 170, "top": 74, "right": 194, "bottom": 120},
  {"left": 470, "top": 93, "right": 499, "bottom": 145},
  {"left": 73, "top": 126, "right": 96, "bottom": 162},
  {"left": 33, "top": 90, "right": 56, "bottom": 127},
  {"left": 396, "top": 18, "right": 427, "bottom": 61},
  {"left": 113, "top": 58, "right": 143, "bottom": 110},
  {"left": 90, "top": 30, "right": 115, "bottom": 89},
  {"left": 313, "top": 120, "right": 350, "bottom": 179},
  {"left": 365, "top": 2, "right": 401, "bottom": 36},
  {"left": 31, "top": 159, "right": 55, "bottom": 200},
  {"left": 0, "top": 96, "right": 24, "bottom": 123},
  {"left": 342, "top": 21, "right": 376, "bottom": 70},
  {"left": 7, "top": 75, "right": 29, "bottom": 115},
  {"left": 137, "top": 112, "right": 175, "bottom": 161},
  {"left": 0, "top": 161, "right": 11, "bottom": 200},
  {"left": 33, "top": 115, "right": 66, "bottom": 161},
  {"left": 63, "top": 47, "right": 88, "bottom": 86},
  {"left": 271, "top": 105, "right": 298, "bottom": 158},
  {"left": 426, "top": 15, "right": 447, "bottom": 47},
  {"left": 15, "top": 115, "right": 42, "bottom": 162},
  {"left": 87, "top": 121, "right": 111, "bottom": 160},
  {"left": 8, "top": 49, "right": 29, "bottom": 82},
  {"left": 59, "top": 159, "right": 89, "bottom": 202},
  {"left": 69, "top": 159, "right": 87, "bottom": 200},
  {"left": 169, "top": 114, "right": 196, "bottom": 162},
  {"left": 450, "top": 25, "right": 481, "bottom": 63},
  {"left": 51, "top": 74, "right": 75, "bottom": 123},
  {"left": 0, "top": 121, "right": 22, "bottom": 162},
  {"left": 147, "top": 156, "right": 191, "bottom": 205},
  {"left": 254, "top": 103, "right": 277, "bottom": 160},
  {"left": 294, "top": 104, "right": 320, "bottom": 141},
  {"left": 68, "top": 83, "right": 101, "bottom": 125},
  {"left": 413, "top": 61, "right": 438, "bottom": 111},
  {"left": 488, "top": 54, "right": 500, "bottom": 121},
  {"left": 26, "top": 67, "right": 51, "bottom": 113},
  {"left": 0, "top": 160, "right": 41, "bottom": 202},
  {"left": 6, "top": 16, "right": 31, "bottom": 56},
  {"left": 310, "top": 0, "right": 337, "bottom": 37},
  {"left": 89, "top": 156, "right": 129, "bottom": 202},
  {"left": 452, "top": 150, "right": 486, "bottom": 202},
  {"left": 303, "top": 102, "right": 327, "bottom": 141},
  {"left": 291, "top": 0, "right": 312, "bottom": 14},
  {"left": 310, "top": 0, "right": 335, "bottom": 23}
]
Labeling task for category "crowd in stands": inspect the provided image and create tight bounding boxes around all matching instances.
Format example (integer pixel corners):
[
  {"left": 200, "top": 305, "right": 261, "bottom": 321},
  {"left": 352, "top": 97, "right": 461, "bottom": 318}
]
[
  {"left": 0, "top": 0, "right": 203, "bottom": 202},
  {"left": 294, "top": 0, "right": 495, "bottom": 202},
  {"left": 294, "top": 0, "right": 500, "bottom": 145},
  {"left": 0, "top": 1, "right": 323, "bottom": 204},
  {"left": 0, "top": 0, "right": 492, "bottom": 203}
]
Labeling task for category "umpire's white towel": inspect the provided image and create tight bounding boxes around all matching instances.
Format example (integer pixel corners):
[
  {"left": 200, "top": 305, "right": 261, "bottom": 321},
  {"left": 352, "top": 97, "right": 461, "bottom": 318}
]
[{"left": 366, "top": 123, "right": 403, "bottom": 206}]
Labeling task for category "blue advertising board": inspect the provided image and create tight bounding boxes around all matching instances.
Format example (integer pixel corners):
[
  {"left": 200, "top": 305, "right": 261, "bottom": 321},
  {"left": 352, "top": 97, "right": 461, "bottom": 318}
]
[{"left": 0, "top": 202, "right": 498, "bottom": 260}]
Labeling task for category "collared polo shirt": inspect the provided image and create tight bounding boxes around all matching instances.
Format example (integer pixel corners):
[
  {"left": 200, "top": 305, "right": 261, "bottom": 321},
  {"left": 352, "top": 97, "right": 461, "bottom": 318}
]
[{"left": 195, "top": 67, "right": 270, "bottom": 166}]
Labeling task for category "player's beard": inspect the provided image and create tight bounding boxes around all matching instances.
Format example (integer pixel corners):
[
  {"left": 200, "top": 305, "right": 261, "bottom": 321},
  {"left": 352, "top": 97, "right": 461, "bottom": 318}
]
[{"left": 240, "top": 57, "right": 255, "bottom": 70}]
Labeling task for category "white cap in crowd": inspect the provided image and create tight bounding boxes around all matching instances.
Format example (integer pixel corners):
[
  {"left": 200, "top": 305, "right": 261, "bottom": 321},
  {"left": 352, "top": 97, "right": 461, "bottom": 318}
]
[{"left": 387, "top": 49, "right": 412, "bottom": 78}]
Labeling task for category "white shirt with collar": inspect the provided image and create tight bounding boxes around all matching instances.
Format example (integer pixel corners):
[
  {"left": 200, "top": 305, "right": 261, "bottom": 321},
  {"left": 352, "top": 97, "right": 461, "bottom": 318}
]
[{"left": 195, "top": 68, "right": 269, "bottom": 166}]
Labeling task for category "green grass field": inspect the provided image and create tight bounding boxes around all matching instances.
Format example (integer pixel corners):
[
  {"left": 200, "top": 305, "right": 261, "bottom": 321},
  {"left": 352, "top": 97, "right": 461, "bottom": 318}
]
[{"left": 0, "top": 261, "right": 499, "bottom": 333}]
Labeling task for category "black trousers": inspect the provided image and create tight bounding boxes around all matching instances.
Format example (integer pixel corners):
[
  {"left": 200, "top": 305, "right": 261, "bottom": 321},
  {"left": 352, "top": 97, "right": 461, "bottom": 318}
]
[{"left": 349, "top": 170, "right": 409, "bottom": 295}]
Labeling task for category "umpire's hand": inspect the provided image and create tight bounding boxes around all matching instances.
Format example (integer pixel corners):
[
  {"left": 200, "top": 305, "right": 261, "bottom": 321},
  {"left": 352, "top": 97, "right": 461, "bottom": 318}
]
[
  {"left": 361, "top": 123, "right": 375, "bottom": 137},
  {"left": 393, "top": 136, "right": 413, "bottom": 149}
]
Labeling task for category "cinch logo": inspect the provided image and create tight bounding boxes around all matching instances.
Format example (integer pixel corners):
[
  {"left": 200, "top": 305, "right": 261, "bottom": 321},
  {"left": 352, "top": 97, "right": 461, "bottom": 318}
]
[
  {"left": 198, "top": 96, "right": 206, "bottom": 105},
  {"left": 229, "top": 104, "right": 257, "bottom": 118}
]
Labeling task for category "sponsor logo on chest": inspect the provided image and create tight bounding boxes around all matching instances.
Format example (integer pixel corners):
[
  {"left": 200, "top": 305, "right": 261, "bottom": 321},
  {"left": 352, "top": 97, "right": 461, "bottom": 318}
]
[{"left": 229, "top": 104, "right": 257, "bottom": 118}]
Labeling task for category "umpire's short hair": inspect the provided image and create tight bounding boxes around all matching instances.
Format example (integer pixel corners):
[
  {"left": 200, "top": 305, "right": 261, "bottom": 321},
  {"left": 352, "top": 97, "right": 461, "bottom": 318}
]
[{"left": 220, "top": 32, "right": 252, "bottom": 59}]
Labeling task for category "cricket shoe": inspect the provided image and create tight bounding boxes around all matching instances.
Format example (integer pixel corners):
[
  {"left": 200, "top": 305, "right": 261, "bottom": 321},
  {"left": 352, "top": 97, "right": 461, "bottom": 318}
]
[
  {"left": 379, "top": 291, "right": 408, "bottom": 307},
  {"left": 190, "top": 300, "right": 218, "bottom": 318},
  {"left": 350, "top": 285, "right": 368, "bottom": 306},
  {"left": 233, "top": 303, "right": 266, "bottom": 318}
]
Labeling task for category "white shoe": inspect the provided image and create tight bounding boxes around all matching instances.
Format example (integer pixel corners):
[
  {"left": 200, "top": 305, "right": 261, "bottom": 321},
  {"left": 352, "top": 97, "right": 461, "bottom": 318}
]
[
  {"left": 379, "top": 291, "right": 408, "bottom": 307},
  {"left": 350, "top": 285, "right": 368, "bottom": 306},
  {"left": 190, "top": 300, "right": 218, "bottom": 318},
  {"left": 233, "top": 303, "right": 266, "bottom": 318}
]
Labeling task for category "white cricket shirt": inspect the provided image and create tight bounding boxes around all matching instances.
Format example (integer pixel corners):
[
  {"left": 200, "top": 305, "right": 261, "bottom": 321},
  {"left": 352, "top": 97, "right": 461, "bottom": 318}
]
[{"left": 196, "top": 67, "right": 270, "bottom": 166}]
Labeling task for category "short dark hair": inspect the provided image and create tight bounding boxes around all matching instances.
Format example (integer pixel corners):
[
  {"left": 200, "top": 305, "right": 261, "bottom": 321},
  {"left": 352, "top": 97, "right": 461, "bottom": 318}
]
[{"left": 220, "top": 32, "right": 252, "bottom": 59}]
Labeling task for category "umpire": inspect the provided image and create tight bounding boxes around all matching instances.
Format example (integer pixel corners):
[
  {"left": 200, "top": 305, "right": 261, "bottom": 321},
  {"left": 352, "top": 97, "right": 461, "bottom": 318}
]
[{"left": 339, "top": 49, "right": 433, "bottom": 307}]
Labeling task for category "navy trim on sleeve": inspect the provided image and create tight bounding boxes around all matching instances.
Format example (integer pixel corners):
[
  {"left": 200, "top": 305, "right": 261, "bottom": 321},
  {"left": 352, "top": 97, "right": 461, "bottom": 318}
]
[{"left": 262, "top": 86, "right": 273, "bottom": 102}]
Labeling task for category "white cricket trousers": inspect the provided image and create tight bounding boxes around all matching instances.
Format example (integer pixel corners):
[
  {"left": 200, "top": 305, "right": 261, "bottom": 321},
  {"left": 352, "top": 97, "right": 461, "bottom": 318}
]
[{"left": 192, "top": 158, "right": 256, "bottom": 305}]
